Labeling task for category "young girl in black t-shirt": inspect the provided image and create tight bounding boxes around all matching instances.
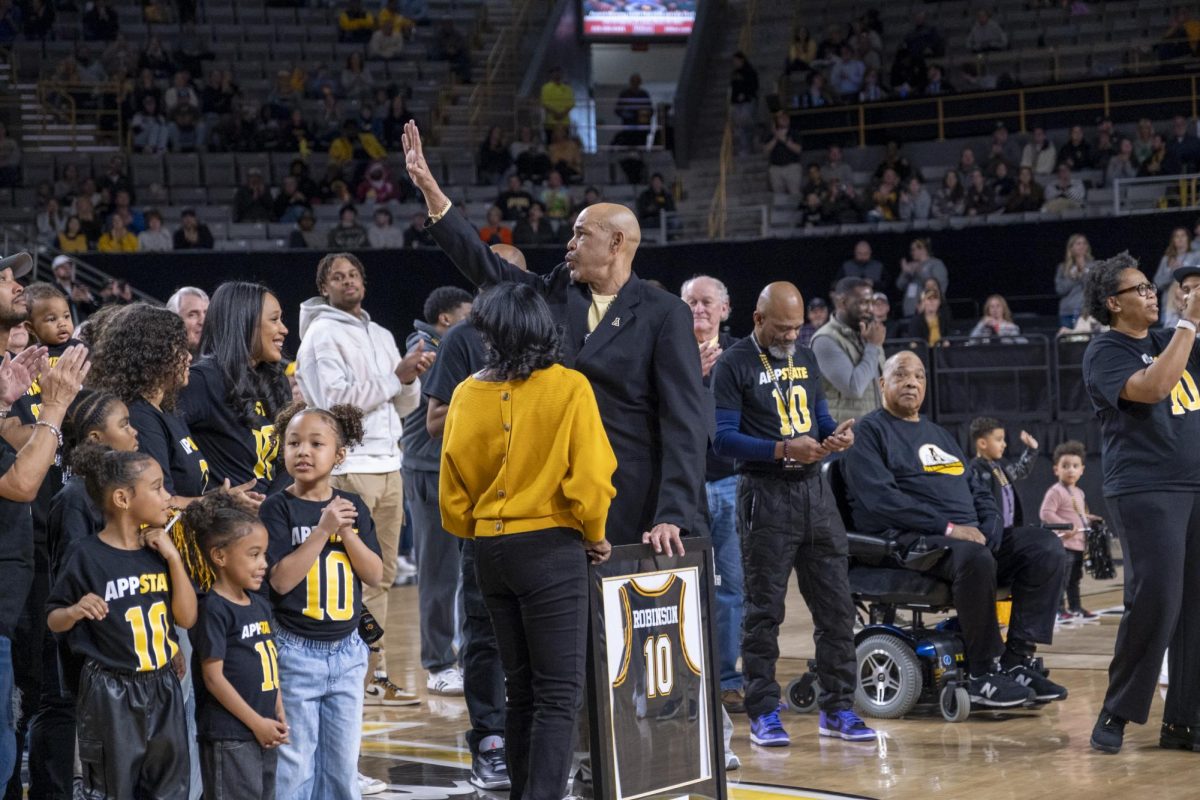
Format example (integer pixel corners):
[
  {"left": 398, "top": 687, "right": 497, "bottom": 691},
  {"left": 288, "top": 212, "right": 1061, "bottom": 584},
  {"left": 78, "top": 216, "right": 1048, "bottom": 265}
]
[
  {"left": 33, "top": 396, "right": 141, "bottom": 798},
  {"left": 46, "top": 449, "right": 198, "bottom": 800},
  {"left": 49, "top": 392, "right": 140, "bottom": 575},
  {"left": 186, "top": 492, "right": 287, "bottom": 800},
  {"left": 259, "top": 402, "right": 382, "bottom": 800}
]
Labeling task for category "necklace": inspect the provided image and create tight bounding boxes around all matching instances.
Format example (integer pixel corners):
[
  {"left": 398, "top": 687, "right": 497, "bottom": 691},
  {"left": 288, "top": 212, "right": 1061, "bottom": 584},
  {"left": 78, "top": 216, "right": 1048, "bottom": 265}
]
[{"left": 752, "top": 334, "right": 795, "bottom": 418}]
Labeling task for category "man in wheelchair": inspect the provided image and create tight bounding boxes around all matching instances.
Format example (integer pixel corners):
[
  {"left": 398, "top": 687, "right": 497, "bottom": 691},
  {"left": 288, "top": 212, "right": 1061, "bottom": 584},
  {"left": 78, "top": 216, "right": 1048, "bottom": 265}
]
[{"left": 840, "top": 352, "right": 1068, "bottom": 708}]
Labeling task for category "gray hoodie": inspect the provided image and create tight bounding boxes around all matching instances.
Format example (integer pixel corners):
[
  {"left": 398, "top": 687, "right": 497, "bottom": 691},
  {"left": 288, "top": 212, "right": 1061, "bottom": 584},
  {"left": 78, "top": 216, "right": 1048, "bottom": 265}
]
[{"left": 295, "top": 298, "right": 421, "bottom": 474}]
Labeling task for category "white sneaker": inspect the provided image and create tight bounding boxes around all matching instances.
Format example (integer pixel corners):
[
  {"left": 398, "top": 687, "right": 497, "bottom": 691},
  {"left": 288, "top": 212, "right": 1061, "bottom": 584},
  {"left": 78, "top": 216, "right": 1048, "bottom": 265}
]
[
  {"left": 427, "top": 667, "right": 464, "bottom": 696},
  {"left": 725, "top": 750, "right": 741, "bottom": 770},
  {"left": 393, "top": 555, "right": 418, "bottom": 586},
  {"left": 357, "top": 772, "right": 387, "bottom": 795}
]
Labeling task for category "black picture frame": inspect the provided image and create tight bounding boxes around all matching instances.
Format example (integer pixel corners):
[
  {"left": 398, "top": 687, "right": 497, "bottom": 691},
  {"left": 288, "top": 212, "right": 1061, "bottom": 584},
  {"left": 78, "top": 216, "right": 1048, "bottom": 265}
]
[{"left": 586, "top": 541, "right": 726, "bottom": 800}]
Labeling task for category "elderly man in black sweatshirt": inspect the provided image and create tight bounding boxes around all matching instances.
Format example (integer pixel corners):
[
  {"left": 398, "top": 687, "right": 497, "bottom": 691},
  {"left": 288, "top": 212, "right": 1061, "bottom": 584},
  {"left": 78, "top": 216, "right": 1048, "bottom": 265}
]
[{"left": 840, "top": 351, "right": 1067, "bottom": 709}]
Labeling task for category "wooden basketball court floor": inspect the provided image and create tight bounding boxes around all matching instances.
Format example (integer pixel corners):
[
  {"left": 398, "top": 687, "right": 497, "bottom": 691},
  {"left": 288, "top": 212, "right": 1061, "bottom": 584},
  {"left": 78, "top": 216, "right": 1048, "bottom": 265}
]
[{"left": 361, "top": 567, "right": 1200, "bottom": 800}]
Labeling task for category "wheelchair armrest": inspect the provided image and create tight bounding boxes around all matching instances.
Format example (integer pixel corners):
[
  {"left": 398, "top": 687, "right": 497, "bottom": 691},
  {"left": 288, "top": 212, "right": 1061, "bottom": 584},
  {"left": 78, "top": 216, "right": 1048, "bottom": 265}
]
[
  {"left": 848, "top": 531, "right": 950, "bottom": 572},
  {"left": 897, "top": 543, "right": 950, "bottom": 572},
  {"left": 846, "top": 532, "right": 899, "bottom": 560}
]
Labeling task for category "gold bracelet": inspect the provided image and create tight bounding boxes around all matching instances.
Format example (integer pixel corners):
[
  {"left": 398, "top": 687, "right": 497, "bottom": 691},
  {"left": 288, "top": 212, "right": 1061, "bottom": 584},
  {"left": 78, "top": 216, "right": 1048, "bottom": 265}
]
[{"left": 429, "top": 199, "right": 453, "bottom": 224}]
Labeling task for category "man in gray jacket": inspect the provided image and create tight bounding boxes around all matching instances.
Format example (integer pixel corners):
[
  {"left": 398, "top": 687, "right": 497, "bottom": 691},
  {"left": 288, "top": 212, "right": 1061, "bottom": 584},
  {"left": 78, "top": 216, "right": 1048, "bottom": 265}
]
[{"left": 811, "top": 277, "right": 886, "bottom": 424}]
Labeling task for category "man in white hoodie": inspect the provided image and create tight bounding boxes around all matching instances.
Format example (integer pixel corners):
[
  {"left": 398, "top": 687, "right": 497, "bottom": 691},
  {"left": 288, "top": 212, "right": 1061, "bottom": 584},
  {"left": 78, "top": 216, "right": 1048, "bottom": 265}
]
[{"left": 296, "top": 251, "right": 435, "bottom": 708}]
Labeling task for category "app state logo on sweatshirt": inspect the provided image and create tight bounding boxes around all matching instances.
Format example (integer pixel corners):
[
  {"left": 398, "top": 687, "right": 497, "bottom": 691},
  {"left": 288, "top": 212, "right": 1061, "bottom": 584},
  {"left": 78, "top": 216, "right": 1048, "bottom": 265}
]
[{"left": 918, "top": 444, "right": 964, "bottom": 475}]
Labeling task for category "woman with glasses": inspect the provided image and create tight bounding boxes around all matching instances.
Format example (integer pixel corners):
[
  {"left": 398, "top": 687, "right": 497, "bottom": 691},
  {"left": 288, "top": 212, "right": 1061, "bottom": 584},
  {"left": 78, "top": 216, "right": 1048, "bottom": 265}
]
[{"left": 1082, "top": 253, "right": 1200, "bottom": 755}]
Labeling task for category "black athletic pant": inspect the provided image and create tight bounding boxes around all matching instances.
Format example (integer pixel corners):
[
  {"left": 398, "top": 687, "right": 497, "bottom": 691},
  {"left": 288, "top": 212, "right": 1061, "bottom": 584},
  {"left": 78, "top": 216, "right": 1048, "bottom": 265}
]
[
  {"left": 737, "top": 470, "right": 857, "bottom": 719},
  {"left": 895, "top": 526, "right": 1063, "bottom": 672},
  {"left": 1061, "top": 550, "right": 1084, "bottom": 612},
  {"left": 460, "top": 539, "right": 506, "bottom": 755},
  {"left": 76, "top": 660, "right": 189, "bottom": 800},
  {"left": 475, "top": 529, "right": 586, "bottom": 800},
  {"left": 1103, "top": 491, "right": 1200, "bottom": 726}
]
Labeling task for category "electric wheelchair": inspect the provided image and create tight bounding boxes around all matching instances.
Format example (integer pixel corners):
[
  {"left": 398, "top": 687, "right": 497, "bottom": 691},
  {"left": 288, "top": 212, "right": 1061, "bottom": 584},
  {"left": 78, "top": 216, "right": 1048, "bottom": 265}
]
[{"left": 784, "top": 459, "right": 1071, "bottom": 723}]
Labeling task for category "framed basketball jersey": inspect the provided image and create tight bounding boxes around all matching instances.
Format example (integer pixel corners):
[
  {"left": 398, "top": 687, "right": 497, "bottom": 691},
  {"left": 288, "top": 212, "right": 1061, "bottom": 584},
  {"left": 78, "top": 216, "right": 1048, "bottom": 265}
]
[{"left": 588, "top": 542, "right": 725, "bottom": 800}]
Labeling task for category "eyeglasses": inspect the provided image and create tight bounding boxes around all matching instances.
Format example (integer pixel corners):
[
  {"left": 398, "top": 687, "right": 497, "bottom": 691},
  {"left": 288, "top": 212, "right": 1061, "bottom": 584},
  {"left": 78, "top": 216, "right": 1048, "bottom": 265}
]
[{"left": 1110, "top": 282, "right": 1156, "bottom": 299}]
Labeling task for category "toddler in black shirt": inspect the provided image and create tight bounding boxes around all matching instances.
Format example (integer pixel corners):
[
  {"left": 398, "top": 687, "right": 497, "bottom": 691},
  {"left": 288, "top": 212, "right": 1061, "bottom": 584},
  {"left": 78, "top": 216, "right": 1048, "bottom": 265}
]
[{"left": 187, "top": 492, "right": 287, "bottom": 800}]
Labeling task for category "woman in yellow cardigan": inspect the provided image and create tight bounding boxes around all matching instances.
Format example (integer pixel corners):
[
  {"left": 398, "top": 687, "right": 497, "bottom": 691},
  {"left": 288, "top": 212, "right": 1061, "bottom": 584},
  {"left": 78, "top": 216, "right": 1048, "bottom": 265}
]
[{"left": 440, "top": 282, "right": 616, "bottom": 800}]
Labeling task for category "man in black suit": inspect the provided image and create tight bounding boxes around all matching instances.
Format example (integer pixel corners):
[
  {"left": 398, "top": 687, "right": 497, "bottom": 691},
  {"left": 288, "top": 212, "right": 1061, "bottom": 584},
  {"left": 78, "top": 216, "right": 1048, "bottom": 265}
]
[{"left": 402, "top": 121, "right": 708, "bottom": 553}]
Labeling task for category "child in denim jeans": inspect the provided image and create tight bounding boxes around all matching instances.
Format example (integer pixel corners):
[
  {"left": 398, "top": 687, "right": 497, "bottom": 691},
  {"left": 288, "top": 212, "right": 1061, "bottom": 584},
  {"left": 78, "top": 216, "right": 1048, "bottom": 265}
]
[{"left": 260, "top": 403, "right": 383, "bottom": 800}]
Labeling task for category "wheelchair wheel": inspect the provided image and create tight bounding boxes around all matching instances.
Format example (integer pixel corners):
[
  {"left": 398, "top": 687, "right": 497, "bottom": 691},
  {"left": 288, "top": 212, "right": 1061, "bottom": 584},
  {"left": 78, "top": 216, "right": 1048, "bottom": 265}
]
[
  {"left": 854, "top": 634, "right": 923, "bottom": 719},
  {"left": 939, "top": 685, "right": 970, "bottom": 723},
  {"left": 786, "top": 674, "right": 820, "bottom": 714}
]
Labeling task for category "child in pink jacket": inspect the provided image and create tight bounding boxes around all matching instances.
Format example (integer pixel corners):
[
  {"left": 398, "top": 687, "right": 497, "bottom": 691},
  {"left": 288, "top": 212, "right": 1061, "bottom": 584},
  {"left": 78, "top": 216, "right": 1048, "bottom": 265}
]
[{"left": 1040, "top": 440, "right": 1101, "bottom": 621}]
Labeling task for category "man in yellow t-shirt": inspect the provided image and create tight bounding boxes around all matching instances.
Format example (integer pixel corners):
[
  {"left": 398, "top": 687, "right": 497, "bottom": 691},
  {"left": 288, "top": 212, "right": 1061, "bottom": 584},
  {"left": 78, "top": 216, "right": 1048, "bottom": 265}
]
[{"left": 540, "top": 67, "right": 574, "bottom": 141}]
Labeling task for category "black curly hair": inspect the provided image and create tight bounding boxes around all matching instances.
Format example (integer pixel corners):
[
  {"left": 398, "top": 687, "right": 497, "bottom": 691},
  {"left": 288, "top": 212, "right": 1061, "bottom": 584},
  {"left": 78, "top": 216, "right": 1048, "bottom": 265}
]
[
  {"left": 1052, "top": 439, "right": 1087, "bottom": 464},
  {"left": 76, "top": 303, "right": 133, "bottom": 350},
  {"left": 1083, "top": 251, "right": 1142, "bottom": 326},
  {"left": 274, "top": 401, "right": 366, "bottom": 451},
  {"left": 182, "top": 490, "right": 261, "bottom": 568},
  {"left": 90, "top": 303, "right": 190, "bottom": 411},
  {"left": 470, "top": 283, "right": 561, "bottom": 381}
]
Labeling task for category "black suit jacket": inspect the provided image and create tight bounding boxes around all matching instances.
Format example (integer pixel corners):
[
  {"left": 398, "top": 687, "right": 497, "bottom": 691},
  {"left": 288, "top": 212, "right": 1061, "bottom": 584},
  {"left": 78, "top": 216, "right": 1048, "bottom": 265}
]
[{"left": 428, "top": 209, "right": 710, "bottom": 543}]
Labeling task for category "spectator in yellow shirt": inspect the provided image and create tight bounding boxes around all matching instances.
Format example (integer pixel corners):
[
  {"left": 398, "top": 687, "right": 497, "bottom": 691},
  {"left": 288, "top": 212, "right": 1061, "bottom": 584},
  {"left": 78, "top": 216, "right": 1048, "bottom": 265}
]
[
  {"left": 338, "top": 0, "right": 375, "bottom": 43},
  {"left": 540, "top": 67, "right": 575, "bottom": 142},
  {"left": 377, "top": 0, "right": 415, "bottom": 38},
  {"left": 97, "top": 214, "right": 139, "bottom": 253},
  {"left": 58, "top": 216, "right": 90, "bottom": 252},
  {"left": 440, "top": 281, "right": 615, "bottom": 799}
]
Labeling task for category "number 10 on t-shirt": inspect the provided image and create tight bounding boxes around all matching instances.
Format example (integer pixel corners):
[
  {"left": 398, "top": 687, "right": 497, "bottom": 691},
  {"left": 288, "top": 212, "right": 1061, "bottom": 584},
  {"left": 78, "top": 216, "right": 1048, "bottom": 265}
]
[
  {"left": 301, "top": 550, "right": 355, "bottom": 621},
  {"left": 773, "top": 385, "right": 813, "bottom": 437},
  {"left": 125, "top": 601, "right": 178, "bottom": 671}
]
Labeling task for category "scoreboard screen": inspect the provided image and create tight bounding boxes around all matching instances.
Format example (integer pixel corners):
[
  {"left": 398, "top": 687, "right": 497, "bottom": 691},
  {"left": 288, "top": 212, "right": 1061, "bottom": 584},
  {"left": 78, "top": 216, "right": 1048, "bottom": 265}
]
[{"left": 581, "top": 0, "right": 696, "bottom": 39}]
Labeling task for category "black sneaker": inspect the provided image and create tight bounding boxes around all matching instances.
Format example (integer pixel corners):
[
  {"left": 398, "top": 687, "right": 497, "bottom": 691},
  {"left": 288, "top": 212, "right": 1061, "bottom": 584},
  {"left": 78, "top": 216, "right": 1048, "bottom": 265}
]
[
  {"left": 470, "top": 746, "right": 510, "bottom": 790},
  {"left": 1160, "top": 723, "right": 1200, "bottom": 752},
  {"left": 967, "top": 671, "right": 1036, "bottom": 707},
  {"left": 1091, "top": 710, "right": 1127, "bottom": 754},
  {"left": 1006, "top": 661, "right": 1068, "bottom": 702}
]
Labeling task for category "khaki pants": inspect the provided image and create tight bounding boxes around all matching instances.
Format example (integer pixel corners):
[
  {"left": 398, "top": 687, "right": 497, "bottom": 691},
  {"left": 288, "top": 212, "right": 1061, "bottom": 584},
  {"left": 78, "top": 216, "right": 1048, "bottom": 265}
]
[{"left": 333, "top": 470, "right": 404, "bottom": 678}]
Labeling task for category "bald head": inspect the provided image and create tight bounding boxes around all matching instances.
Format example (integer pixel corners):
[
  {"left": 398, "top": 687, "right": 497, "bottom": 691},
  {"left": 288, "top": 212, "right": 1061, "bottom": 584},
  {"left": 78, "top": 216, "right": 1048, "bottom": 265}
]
[
  {"left": 566, "top": 204, "right": 641, "bottom": 294},
  {"left": 588, "top": 203, "right": 641, "bottom": 249},
  {"left": 490, "top": 243, "right": 528, "bottom": 271},
  {"left": 753, "top": 282, "right": 806, "bottom": 359},
  {"left": 881, "top": 351, "right": 927, "bottom": 420},
  {"left": 756, "top": 282, "right": 804, "bottom": 315}
]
